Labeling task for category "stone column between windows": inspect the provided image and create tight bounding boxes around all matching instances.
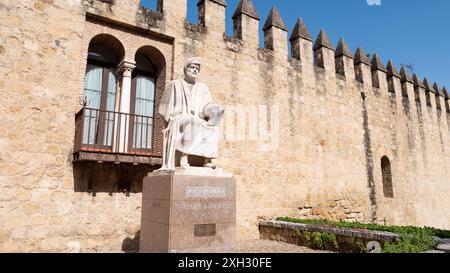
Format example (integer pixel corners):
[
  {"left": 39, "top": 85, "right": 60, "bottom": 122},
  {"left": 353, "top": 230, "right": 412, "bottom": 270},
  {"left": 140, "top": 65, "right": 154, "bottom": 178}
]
[{"left": 116, "top": 60, "right": 136, "bottom": 154}]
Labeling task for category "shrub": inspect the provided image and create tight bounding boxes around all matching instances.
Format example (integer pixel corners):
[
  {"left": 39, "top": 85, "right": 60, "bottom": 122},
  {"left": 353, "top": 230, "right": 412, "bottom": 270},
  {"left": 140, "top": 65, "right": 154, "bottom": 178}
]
[
  {"left": 382, "top": 228, "right": 438, "bottom": 253},
  {"left": 302, "top": 231, "right": 339, "bottom": 251},
  {"left": 277, "top": 217, "right": 449, "bottom": 253}
]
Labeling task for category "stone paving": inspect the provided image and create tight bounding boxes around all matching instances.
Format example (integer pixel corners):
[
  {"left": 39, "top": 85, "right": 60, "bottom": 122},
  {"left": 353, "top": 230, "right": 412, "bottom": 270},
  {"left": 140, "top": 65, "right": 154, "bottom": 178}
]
[
  {"left": 437, "top": 238, "right": 450, "bottom": 253},
  {"left": 236, "top": 239, "right": 333, "bottom": 253}
]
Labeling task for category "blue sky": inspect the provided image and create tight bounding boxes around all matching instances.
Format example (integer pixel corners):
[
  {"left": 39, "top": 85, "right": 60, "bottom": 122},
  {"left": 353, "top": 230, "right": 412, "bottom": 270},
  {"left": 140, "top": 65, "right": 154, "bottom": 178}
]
[{"left": 141, "top": 0, "right": 450, "bottom": 89}]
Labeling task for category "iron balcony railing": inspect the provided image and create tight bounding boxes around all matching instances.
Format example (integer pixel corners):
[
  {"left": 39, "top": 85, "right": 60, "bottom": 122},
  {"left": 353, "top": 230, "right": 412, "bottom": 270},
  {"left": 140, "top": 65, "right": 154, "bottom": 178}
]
[{"left": 74, "top": 108, "right": 155, "bottom": 156}]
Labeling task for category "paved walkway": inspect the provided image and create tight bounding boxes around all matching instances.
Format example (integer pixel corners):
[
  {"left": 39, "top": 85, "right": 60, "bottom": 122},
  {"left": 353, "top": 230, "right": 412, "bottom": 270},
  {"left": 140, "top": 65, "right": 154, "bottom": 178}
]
[
  {"left": 425, "top": 238, "right": 450, "bottom": 253},
  {"left": 236, "top": 239, "right": 332, "bottom": 253},
  {"left": 437, "top": 238, "right": 450, "bottom": 253}
]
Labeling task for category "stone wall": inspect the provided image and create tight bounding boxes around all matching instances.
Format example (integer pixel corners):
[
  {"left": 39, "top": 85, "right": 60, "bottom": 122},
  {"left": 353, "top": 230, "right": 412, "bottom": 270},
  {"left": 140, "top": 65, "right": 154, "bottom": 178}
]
[
  {"left": 0, "top": 0, "right": 449, "bottom": 252},
  {"left": 0, "top": 0, "right": 167, "bottom": 252}
]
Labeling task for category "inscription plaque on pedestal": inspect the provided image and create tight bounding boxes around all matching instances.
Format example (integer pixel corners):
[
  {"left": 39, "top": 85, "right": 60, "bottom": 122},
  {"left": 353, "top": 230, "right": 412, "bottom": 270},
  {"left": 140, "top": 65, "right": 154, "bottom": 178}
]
[{"left": 139, "top": 170, "right": 236, "bottom": 253}]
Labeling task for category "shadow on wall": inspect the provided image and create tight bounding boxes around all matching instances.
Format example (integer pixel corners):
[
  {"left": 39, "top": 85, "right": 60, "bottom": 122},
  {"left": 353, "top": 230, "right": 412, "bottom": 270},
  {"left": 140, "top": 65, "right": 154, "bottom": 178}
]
[
  {"left": 73, "top": 162, "right": 158, "bottom": 195},
  {"left": 122, "top": 231, "right": 141, "bottom": 253}
]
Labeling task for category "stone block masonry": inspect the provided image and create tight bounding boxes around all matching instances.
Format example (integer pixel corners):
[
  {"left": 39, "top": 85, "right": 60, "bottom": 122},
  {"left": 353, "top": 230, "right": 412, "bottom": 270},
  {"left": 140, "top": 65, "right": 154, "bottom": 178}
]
[
  {"left": 140, "top": 171, "right": 236, "bottom": 253},
  {"left": 0, "top": 0, "right": 448, "bottom": 252}
]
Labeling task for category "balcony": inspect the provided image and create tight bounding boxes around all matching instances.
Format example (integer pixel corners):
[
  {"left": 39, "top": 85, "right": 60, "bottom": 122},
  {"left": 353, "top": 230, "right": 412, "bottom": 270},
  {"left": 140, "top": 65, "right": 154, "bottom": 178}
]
[{"left": 73, "top": 108, "right": 162, "bottom": 165}]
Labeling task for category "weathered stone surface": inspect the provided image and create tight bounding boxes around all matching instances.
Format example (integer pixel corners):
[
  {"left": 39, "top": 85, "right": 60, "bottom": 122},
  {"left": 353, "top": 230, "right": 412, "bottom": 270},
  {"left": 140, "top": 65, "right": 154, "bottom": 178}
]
[
  {"left": 386, "top": 60, "right": 400, "bottom": 78},
  {"left": 354, "top": 47, "right": 371, "bottom": 65},
  {"left": 289, "top": 17, "right": 312, "bottom": 42},
  {"left": 423, "top": 78, "right": 434, "bottom": 92},
  {"left": 232, "top": 0, "right": 259, "bottom": 20},
  {"left": 313, "top": 29, "right": 334, "bottom": 50},
  {"left": 399, "top": 66, "right": 413, "bottom": 83},
  {"left": 262, "top": 6, "right": 287, "bottom": 32},
  {"left": 442, "top": 87, "right": 449, "bottom": 99},
  {"left": 371, "top": 54, "right": 387, "bottom": 72},
  {"left": 437, "top": 242, "right": 450, "bottom": 253},
  {"left": 433, "top": 82, "right": 444, "bottom": 97},
  {"left": 335, "top": 38, "right": 352, "bottom": 58},
  {"left": 198, "top": 0, "right": 227, "bottom": 7},
  {"left": 413, "top": 73, "right": 425, "bottom": 88}
]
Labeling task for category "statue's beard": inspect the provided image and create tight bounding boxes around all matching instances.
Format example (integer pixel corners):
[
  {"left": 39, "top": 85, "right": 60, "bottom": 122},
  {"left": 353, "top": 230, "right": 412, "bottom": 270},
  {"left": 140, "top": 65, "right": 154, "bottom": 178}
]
[{"left": 185, "top": 73, "right": 198, "bottom": 84}]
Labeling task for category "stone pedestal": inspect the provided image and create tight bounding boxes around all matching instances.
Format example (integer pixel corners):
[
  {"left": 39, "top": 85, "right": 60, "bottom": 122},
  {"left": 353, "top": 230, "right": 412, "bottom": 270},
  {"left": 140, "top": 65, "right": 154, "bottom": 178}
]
[{"left": 139, "top": 168, "right": 236, "bottom": 253}]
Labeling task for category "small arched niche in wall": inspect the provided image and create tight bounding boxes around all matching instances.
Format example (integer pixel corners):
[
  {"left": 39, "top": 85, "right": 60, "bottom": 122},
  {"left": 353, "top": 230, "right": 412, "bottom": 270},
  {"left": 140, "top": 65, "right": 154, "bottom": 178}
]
[{"left": 381, "top": 156, "right": 394, "bottom": 198}]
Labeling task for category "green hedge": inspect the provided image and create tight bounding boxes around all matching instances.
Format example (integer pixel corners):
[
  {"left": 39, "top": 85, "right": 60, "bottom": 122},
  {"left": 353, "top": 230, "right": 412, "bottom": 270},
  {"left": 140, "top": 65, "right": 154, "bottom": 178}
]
[{"left": 276, "top": 217, "right": 450, "bottom": 253}]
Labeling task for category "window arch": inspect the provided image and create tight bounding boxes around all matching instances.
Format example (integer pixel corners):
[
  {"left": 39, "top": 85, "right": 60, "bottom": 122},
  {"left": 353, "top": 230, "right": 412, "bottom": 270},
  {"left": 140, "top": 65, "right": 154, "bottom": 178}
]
[
  {"left": 381, "top": 156, "right": 394, "bottom": 198},
  {"left": 128, "top": 46, "right": 167, "bottom": 155},
  {"left": 130, "top": 53, "right": 157, "bottom": 150},
  {"left": 83, "top": 34, "right": 124, "bottom": 147}
]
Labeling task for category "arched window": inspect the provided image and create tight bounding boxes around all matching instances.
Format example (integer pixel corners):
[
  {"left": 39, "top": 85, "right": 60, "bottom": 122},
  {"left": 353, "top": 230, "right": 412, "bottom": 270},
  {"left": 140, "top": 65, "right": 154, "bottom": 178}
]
[
  {"left": 83, "top": 35, "right": 124, "bottom": 147},
  {"left": 381, "top": 156, "right": 394, "bottom": 198},
  {"left": 129, "top": 53, "right": 157, "bottom": 151}
]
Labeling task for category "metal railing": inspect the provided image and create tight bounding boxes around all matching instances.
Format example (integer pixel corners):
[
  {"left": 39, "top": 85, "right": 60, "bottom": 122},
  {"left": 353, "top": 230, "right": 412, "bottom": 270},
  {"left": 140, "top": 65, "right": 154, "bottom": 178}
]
[{"left": 74, "top": 108, "right": 154, "bottom": 156}]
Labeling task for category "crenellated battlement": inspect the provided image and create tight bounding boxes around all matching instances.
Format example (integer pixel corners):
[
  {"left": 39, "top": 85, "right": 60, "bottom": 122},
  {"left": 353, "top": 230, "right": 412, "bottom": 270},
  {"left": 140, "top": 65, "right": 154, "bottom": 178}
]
[{"left": 85, "top": 0, "right": 448, "bottom": 112}]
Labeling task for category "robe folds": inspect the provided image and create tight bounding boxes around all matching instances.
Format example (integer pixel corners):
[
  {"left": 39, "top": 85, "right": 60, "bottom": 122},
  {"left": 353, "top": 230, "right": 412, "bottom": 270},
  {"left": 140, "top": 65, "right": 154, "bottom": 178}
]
[{"left": 158, "top": 79, "right": 219, "bottom": 170}]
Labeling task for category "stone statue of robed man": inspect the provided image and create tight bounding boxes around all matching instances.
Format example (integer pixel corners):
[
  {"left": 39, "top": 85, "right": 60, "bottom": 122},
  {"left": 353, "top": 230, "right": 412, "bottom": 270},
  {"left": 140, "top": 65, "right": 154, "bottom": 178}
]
[{"left": 157, "top": 57, "right": 224, "bottom": 171}]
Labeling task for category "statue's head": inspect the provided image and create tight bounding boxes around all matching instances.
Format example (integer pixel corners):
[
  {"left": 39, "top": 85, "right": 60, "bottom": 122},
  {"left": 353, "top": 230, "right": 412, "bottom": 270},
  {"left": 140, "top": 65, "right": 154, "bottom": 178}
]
[{"left": 184, "top": 57, "right": 201, "bottom": 84}]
